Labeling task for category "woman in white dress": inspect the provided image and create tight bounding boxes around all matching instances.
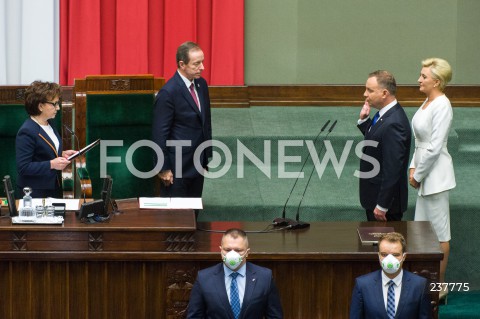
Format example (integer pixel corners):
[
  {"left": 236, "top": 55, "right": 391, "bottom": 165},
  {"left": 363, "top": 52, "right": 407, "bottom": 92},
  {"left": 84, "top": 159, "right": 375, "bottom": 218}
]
[{"left": 409, "top": 58, "right": 455, "bottom": 302}]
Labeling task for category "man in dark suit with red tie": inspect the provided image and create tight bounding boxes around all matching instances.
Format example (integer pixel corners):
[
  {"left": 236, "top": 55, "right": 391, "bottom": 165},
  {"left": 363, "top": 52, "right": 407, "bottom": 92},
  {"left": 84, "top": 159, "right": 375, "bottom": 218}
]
[
  {"left": 152, "top": 41, "right": 212, "bottom": 199},
  {"left": 357, "top": 70, "right": 411, "bottom": 221}
]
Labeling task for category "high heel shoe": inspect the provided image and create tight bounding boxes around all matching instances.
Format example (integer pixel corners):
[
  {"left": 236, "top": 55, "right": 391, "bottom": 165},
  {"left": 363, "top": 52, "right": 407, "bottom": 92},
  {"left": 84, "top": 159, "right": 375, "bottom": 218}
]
[{"left": 439, "top": 288, "right": 448, "bottom": 305}]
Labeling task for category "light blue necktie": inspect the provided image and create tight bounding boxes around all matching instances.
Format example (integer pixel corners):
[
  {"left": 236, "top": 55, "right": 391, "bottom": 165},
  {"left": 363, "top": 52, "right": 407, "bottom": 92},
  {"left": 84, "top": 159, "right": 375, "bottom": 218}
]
[
  {"left": 372, "top": 112, "right": 380, "bottom": 126},
  {"left": 387, "top": 280, "right": 396, "bottom": 319},
  {"left": 230, "top": 272, "right": 241, "bottom": 319}
]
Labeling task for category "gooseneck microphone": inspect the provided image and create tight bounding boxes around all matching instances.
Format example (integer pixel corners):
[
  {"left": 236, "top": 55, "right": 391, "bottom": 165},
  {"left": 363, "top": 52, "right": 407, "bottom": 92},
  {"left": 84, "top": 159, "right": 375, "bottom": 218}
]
[
  {"left": 293, "top": 120, "right": 338, "bottom": 229},
  {"left": 64, "top": 124, "right": 80, "bottom": 152},
  {"left": 273, "top": 120, "right": 331, "bottom": 227},
  {"left": 64, "top": 124, "right": 86, "bottom": 203}
]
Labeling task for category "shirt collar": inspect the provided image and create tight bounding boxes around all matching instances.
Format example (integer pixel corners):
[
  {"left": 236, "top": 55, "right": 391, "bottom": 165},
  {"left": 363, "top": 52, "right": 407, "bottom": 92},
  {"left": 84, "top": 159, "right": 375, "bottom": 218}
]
[
  {"left": 177, "top": 70, "right": 195, "bottom": 89},
  {"left": 223, "top": 263, "right": 247, "bottom": 278},
  {"left": 378, "top": 99, "right": 397, "bottom": 118},
  {"left": 381, "top": 268, "right": 403, "bottom": 287}
]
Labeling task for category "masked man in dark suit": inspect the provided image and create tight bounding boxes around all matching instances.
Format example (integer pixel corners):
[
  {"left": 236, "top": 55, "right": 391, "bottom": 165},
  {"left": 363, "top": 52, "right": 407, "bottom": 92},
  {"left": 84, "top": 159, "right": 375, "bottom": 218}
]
[
  {"left": 350, "top": 232, "right": 432, "bottom": 319},
  {"left": 152, "top": 41, "right": 212, "bottom": 199},
  {"left": 187, "top": 228, "right": 283, "bottom": 319},
  {"left": 357, "top": 70, "right": 411, "bottom": 221}
]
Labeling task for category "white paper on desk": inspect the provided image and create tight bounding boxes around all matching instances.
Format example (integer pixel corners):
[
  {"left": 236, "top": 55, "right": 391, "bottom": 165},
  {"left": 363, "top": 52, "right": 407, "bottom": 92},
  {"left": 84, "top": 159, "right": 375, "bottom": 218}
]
[
  {"left": 139, "top": 197, "right": 203, "bottom": 209},
  {"left": 18, "top": 198, "right": 80, "bottom": 211}
]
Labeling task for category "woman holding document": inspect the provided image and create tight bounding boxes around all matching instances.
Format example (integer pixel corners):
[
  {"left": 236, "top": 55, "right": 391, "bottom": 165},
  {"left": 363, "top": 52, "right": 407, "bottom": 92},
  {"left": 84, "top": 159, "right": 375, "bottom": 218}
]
[{"left": 16, "top": 81, "right": 77, "bottom": 198}]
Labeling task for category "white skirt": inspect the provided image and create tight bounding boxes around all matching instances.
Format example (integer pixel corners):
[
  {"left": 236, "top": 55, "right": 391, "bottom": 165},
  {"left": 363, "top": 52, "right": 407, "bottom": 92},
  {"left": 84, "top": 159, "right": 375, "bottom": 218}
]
[{"left": 414, "top": 190, "right": 451, "bottom": 242}]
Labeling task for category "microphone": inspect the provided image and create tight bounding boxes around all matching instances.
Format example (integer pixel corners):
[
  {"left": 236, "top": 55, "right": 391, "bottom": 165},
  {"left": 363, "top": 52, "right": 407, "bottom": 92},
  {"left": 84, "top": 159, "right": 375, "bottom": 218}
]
[
  {"left": 64, "top": 124, "right": 80, "bottom": 152},
  {"left": 273, "top": 120, "right": 331, "bottom": 227},
  {"left": 292, "top": 120, "right": 338, "bottom": 229},
  {"left": 65, "top": 124, "right": 86, "bottom": 204}
]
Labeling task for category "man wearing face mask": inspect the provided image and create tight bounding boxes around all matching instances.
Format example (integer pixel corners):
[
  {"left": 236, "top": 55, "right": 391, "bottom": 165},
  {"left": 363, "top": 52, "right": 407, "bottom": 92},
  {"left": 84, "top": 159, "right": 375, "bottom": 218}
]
[
  {"left": 187, "top": 228, "right": 283, "bottom": 319},
  {"left": 349, "top": 232, "right": 432, "bottom": 319}
]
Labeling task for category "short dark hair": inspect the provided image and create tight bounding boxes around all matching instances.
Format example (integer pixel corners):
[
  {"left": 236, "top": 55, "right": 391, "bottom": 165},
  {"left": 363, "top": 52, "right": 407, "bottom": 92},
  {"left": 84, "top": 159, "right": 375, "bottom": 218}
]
[
  {"left": 369, "top": 70, "right": 397, "bottom": 96},
  {"left": 176, "top": 41, "right": 202, "bottom": 68},
  {"left": 222, "top": 228, "right": 249, "bottom": 246},
  {"left": 378, "top": 232, "right": 407, "bottom": 253},
  {"left": 24, "top": 81, "right": 61, "bottom": 116}
]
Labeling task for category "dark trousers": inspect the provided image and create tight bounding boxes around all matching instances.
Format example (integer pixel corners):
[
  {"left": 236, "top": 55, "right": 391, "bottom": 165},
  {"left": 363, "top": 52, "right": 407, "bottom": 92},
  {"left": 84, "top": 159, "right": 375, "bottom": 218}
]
[{"left": 366, "top": 209, "right": 403, "bottom": 221}]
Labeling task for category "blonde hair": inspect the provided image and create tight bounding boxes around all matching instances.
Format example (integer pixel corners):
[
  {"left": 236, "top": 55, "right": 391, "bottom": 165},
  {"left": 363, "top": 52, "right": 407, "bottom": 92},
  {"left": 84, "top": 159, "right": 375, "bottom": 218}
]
[{"left": 422, "top": 57, "right": 452, "bottom": 91}]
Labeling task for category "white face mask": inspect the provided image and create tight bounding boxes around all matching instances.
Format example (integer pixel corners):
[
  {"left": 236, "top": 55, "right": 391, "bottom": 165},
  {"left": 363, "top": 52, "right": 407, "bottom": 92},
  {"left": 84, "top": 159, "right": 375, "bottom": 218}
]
[
  {"left": 223, "top": 250, "right": 244, "bottom": 270},
  {"left": 380, "top": 254, "right": 403, "bottom": 274}
]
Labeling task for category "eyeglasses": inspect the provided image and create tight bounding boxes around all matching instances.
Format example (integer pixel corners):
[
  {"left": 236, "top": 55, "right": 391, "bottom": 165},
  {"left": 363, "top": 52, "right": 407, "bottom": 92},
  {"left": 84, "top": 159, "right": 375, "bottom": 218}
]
[{"left": 44, "top": 101, "right": 61, "bottom": 107}]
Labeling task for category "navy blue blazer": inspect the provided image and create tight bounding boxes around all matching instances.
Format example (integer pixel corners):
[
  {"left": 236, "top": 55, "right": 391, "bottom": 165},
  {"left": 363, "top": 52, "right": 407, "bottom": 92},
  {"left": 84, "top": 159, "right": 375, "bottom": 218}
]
[
  {"left": 187, "top": 262, "right": 283, "bottom": 319},
  {"left": 152, "top": 71, "right": 212, "bottom": 178},
  {"left": 350, "top": 270, "right": 432, "bottom": 319},
  {"left": 16, "top": 118, "right": 62, "bottom": 194},
  {"left": 357, "top": 103, "right": 411, "bottom": 212}
]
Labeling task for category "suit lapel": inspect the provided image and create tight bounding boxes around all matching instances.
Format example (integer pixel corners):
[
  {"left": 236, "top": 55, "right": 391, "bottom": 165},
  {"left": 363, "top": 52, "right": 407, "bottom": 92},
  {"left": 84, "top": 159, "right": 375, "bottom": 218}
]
[
  {"left": 371, "top": 271, "right": 388, "bottom": 317},
  {"left": 175, "top": 72, "right": 202, "bottom": 116},
  {"left": 239, "top": 263, "right": 257, "bottom": 319},
  {"left": 213, "top": 265, "right": 236, "bottom": 319},
  {"left": 31, "top": 119, "right": 59, "bottom": 156},
  {"left": 395, "top": 272, "right": 411, "bottom": 318},
  {"left": 368, "top": 103, "right": 400, "bottom": 133}
]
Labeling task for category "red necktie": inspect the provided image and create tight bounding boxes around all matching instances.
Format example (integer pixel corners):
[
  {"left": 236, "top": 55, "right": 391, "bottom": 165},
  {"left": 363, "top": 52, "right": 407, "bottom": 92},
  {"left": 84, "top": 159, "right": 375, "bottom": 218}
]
[{"left": 189, "top": 83, "right": 200, "bottom": 111}]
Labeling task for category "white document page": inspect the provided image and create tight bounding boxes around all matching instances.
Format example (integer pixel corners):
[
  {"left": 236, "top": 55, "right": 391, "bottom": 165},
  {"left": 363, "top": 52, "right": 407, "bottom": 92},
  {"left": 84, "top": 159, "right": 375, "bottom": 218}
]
[{"left": 139, "top": 197, "right": 203, "bottom": 209}]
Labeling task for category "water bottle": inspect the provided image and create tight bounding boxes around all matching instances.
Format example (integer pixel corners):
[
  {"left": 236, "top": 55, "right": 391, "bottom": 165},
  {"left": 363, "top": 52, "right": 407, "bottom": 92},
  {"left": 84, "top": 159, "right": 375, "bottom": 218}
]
[{"left": 19, "top": 187, "right": 34, "bottom": 220}]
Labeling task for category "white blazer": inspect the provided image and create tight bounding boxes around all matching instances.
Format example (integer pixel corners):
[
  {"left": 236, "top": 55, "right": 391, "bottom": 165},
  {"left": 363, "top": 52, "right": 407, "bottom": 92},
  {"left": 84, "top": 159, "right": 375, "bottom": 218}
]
[{"left": 410, "top": 95, "right": 456, "bottom": 196}]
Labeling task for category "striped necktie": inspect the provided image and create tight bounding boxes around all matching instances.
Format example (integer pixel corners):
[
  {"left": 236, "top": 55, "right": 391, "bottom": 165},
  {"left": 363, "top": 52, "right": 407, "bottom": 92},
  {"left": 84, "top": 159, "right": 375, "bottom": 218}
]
[
  {"left": 230, "top": 272, "right": 241, "bottom": 319},
  {"left": 387, "top": 280, "right": 396, "bottom": 319}
]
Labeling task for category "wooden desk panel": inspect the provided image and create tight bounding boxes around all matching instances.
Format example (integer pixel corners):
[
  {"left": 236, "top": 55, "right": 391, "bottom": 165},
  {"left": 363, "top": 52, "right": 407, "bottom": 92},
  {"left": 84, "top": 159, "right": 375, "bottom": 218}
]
[
  {"left": 0, "top": 199, "right": 196, "bottom": 254},
  {"left": 0, "top": 210, "right": 441, "bottom": 319}
]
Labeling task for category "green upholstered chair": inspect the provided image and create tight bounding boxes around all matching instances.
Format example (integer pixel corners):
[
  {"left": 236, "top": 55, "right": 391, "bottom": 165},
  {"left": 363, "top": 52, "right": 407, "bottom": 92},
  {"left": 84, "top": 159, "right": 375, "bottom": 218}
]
[
  {"left": 0, "top": 86, "right": 70, "bottom": 198},
  {"left": 73, "top": 75, "right": 165, "bottom": 200}
]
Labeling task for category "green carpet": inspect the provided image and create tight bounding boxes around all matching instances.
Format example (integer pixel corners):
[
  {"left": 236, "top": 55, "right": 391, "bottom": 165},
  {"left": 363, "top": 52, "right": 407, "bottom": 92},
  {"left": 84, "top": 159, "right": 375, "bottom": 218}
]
[
  {"left": 439, "top": 291, "right": 480, "bottom": 318},
  {"left": 201, "top": 106, "right": 480, "bottom": 292}
]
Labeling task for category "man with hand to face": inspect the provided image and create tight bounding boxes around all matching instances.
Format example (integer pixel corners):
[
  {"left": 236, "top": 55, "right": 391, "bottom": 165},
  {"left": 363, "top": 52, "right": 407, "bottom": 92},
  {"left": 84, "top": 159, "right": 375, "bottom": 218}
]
[
  {"left": 357, "top": 70, "right": 411, "bottom": 222},
  {"left": 350, "top": 232, "right": 432, "bottom": 319},
  {"left": 187, "top": 228, "right": 283, "bottom": 319}
]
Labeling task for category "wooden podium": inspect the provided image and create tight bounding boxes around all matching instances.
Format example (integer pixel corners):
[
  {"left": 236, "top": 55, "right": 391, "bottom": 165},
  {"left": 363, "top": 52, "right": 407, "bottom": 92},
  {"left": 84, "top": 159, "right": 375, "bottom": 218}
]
[{"left": 0, "top": 201, "right": 441, "bottom": 319}]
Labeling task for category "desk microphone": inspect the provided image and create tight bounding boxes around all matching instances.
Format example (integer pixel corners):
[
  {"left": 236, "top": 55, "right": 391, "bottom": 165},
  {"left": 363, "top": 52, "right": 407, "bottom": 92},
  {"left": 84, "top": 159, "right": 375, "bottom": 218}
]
[
  {"left": 65, "top": 124, "right": 86, "bottom": 204},
  {"left": 273, "top": 120, "right": 331, "bottom": 227},
  {"left": 292, "top": 120, "right": 338, "bottom": 229},
  {"left": 64, "top": 124, "right": 80, "bottom": 152}
]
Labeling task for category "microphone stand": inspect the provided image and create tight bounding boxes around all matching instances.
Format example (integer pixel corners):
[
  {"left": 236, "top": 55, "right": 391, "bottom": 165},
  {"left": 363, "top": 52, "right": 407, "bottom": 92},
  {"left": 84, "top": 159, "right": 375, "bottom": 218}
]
[
  {"left": 273, "top": 120, "right": 331, "bottom": 227},
  {"left": 64, "top": 124, "right": 80, "bottom": 151},
  {"left": 65, "top": 124, "right": 86, "bottom": 204},
  {"left": 292, "top": 120, "right": 338, "bottom": 229}
]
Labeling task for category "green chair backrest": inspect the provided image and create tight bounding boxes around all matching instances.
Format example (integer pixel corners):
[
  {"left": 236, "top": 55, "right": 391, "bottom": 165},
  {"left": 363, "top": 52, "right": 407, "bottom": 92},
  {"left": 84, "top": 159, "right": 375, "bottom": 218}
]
[
  {"left": 85, "top": 93, "right": 156, "bottom": 199},
  {"left": 0, "top": 104, "right": 28, "bottom": 190}
]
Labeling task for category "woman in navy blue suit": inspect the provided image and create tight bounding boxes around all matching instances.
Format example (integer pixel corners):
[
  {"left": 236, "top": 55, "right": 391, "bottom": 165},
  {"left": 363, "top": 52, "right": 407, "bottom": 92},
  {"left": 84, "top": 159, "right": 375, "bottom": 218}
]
[{"left": 16, "top": 81, "right": 76, "bottom": 198}]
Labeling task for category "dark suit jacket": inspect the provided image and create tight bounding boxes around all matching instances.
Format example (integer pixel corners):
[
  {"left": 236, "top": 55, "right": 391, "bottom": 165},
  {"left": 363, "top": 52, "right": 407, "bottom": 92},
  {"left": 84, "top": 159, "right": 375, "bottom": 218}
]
[
  {"left": 357, "top": 103, "right": 411, "bottom": 213},
  {"left": 16, "top": 118, "right": 62, "bottom": 193},
  {"left": 350, "top": 270, "right": 432, "bottom": 319},
  {"left": 152, "top": 71, "right": 212, "bottom": 178},
  {"left": 187, "top": 262, "right": 283, "bottom": 319}
]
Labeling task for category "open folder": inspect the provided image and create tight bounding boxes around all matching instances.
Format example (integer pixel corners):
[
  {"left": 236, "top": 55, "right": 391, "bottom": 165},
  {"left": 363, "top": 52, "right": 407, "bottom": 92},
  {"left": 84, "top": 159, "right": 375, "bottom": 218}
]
[{"left": 68, "top": 139, "right": 100, "bottom": 160}]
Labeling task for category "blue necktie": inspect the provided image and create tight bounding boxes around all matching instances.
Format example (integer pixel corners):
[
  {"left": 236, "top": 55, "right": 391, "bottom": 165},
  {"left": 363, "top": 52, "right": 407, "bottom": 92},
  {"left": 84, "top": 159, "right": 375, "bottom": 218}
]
[
  {"left": 230, "top": 272, "right": 241, "bottom": 319},
  {"left": 387, "top": 280, "right": 395, "bottom": 319},
  {"left": 372, "top": 112, "right": 380, "bottom": 126}
]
